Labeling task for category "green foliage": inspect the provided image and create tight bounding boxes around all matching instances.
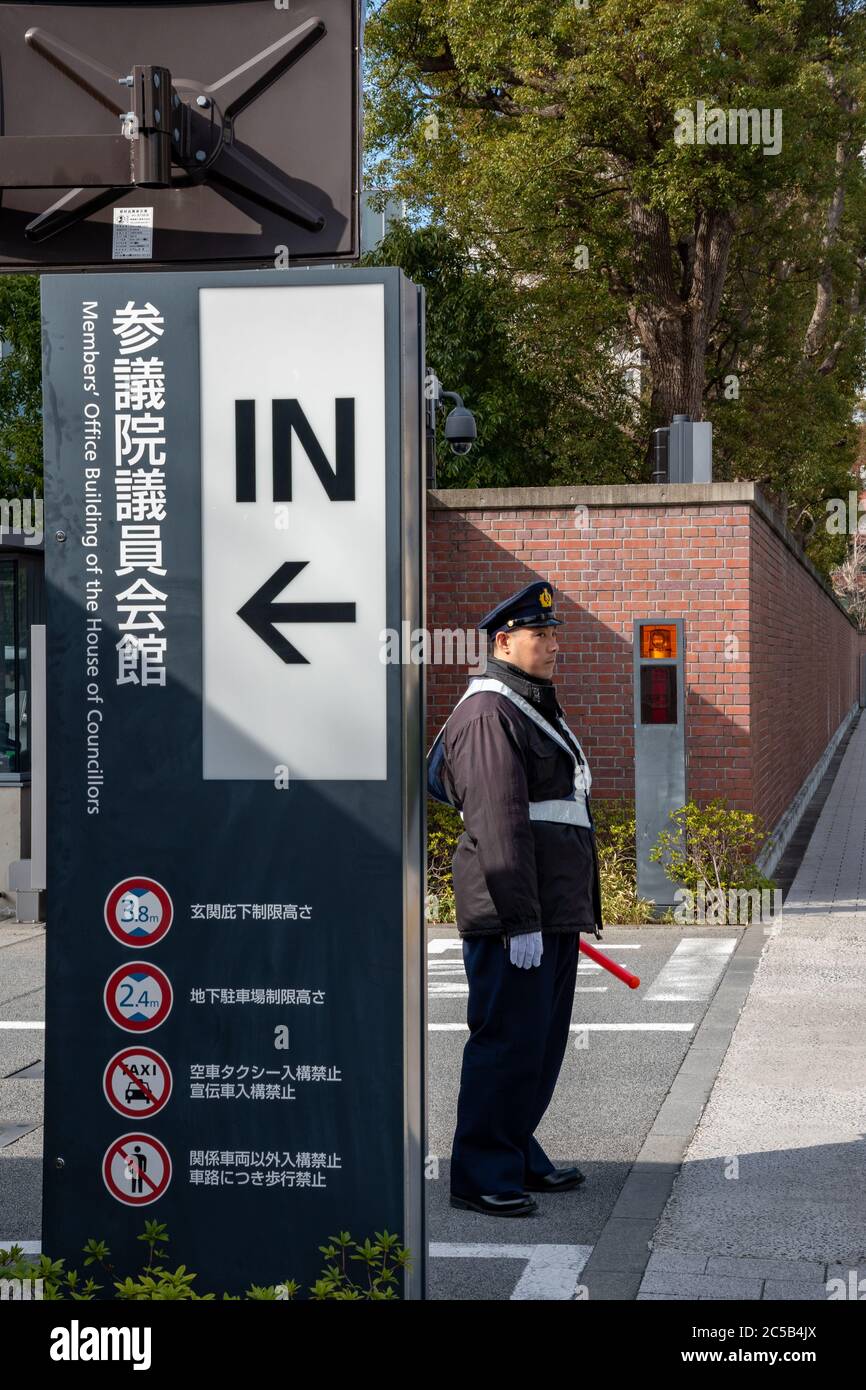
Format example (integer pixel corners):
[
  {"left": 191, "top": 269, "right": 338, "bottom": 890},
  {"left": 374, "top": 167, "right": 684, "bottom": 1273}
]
[
  {"left": 363, "top": 221, "right": 639, "bottom": 486},
  {"left": 0, "top": 274, "right": 42, "bottom": 496},
  {"left": 310, "top": 1229, "right": 409, "bottom": 1300},
  {"left": 650, "top": 796, "right": 776, "bottom": 914},
  {"left": 590, "top": 796, "right": 658, "bottom": 925},
  {"left": 426, "top": 796, "right": 462, "bottom": 921},
  {"left": 428, "top": 793, "right": 777, "bottom": 925},
  {"left": 0, "top": 1221, "right": 410, "bottom": 1301},
  {"left": 364, "top": 0, "right": 866, "bottom": 575}
]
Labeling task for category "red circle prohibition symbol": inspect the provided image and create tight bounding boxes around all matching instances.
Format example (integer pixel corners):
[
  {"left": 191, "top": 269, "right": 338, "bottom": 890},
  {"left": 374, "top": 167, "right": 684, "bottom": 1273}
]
[
  {"left": 103, "top": 1046, "right": 173, "bottom": 1119},
  {"left": 104, "top": 962, "right": 173, "bottom": 1033},
  {"left": 104, "top": 877, "right": 174, "bottom": 947},
  {"left": 102, "top": 1133, "right": 172, "bottom": 1206}
]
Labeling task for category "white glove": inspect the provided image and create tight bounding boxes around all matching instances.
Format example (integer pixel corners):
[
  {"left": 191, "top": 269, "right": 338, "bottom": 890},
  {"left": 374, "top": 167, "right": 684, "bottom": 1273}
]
[{"left": 510, "top": 930, "right": 543, "bottom": 969}]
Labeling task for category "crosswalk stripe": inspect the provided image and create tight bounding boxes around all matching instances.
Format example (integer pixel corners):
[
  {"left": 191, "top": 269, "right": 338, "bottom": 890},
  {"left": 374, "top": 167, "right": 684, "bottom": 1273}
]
[
  {"left": 644, "top": 938, "right": 737, "bottom": 1002},
  {"left": 429, "top": 1243, "right": 592, "bottom": 1300}
]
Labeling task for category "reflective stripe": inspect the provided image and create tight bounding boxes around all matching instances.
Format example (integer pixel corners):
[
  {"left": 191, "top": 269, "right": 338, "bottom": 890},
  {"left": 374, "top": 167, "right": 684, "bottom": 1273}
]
[
  {"left": 460, "top": 799, "right": 592, "bottom": 828},
  {"left": 438, "top": 678, "right": 594, "bottom": 830},
  {"left": 529, "top": 799, "right": 592, "bottom": 829}
]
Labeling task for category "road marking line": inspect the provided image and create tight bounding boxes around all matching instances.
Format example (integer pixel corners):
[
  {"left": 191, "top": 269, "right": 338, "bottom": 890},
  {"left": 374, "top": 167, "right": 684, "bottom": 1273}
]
[
  {"left": 0, "top": 1022, "right": 44, "bottom": 1030},
  {"left": 428, "top": 985, "right": 609, "bottom": 997},
  {"left": 427, "top": 941, "right": 644, "bottom": 954},
  {"left": 430, "top": 1022, "right": 694, "bottom": 1032},
  {"left": 429, "top": 1242, "right": 592, "bottom": 1300},
  {"left": 644, "top": 937, "right": 737, "bottom": 1002}
]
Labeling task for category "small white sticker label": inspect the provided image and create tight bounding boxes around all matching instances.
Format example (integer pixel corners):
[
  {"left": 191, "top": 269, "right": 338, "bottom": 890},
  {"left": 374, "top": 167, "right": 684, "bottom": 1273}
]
[{"left": 112, "top": 207, "right": 154, "bottom": 260}]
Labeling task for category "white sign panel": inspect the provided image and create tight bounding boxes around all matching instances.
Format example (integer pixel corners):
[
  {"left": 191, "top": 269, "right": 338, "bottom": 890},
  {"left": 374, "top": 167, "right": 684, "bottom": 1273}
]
[{"left": 199, "top": 284, "right": 387, "bottom": 780}]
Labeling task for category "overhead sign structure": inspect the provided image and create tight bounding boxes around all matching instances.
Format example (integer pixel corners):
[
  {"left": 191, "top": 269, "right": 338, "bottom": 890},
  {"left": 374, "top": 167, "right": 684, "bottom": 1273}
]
[
  {"left": 0, "top": 1, "right": 361, "bottom": 270},
  {"left": 41, "top": 266, "right": 426, "bottom": 1297}
]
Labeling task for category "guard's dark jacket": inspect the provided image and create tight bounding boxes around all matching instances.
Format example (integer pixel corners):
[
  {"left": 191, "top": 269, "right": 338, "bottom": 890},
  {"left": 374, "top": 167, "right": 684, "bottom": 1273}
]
[{"left": 439, "top": 660, "right": 604, "bottom": 939}]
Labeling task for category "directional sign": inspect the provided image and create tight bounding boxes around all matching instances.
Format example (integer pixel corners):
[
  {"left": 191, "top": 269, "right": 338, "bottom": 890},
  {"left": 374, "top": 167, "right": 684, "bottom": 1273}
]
[
  {"left": 200, "top": 281, "right": 387, "bottom": 780},
  {"left": 41, "top": 267, "right": 425, "bottom": 1298},
  {"left": 104, "top": 877, "right": 173, "bottom": 947},
  {"left": 104, "top": 963, "right": 173, "bottom": 1033},
  {"left": 237, "top": 561, "right": 356, "bottom": 665},
  {"left": 103, "top": 1047, "right": 173, "bottom": 1119},
  {"left": 102, "top": 1133, "right": 172, "bottom": 1206}
]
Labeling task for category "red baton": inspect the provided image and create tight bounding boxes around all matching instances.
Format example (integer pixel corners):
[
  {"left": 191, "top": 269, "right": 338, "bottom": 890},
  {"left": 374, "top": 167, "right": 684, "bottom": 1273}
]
[{"left": 578, "top": 937, "right": 640, "bottom": 989}]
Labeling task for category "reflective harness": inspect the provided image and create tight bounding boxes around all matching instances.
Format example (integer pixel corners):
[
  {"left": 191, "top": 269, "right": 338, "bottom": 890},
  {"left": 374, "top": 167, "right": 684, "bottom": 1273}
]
[{"left": 426, "top": 678, "right": 594, "bottom": 831}]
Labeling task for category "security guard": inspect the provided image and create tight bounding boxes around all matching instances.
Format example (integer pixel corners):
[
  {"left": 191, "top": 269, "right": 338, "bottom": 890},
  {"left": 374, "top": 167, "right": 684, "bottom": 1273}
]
[{"left": 427, "top": 580, "right": 604, "bottom": 1217}]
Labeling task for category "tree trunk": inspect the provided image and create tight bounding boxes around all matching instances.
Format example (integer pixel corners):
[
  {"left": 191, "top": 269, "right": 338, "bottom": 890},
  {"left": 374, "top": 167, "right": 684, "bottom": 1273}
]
[{"left": 624, "top": 199, "right": 735, "bottom": 471}]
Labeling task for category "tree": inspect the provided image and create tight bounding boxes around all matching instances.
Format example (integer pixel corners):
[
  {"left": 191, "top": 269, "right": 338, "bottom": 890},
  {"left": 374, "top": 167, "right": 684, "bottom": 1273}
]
[
  {"left": 0, "top": 274, "right": 42, "bottom": 497},
  {"left": 364, "top": 0, "right": 866, "bottom": 562},
  {"left": 830, "top": 528, "right": 866, "bottom": 626},
  {"left": 363, "top": 218, "right": 643, "bottom": 484}
]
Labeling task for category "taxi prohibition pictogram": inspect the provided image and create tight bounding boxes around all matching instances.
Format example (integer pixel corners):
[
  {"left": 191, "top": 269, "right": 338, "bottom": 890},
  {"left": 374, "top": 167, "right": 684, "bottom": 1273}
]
[
  {"left": 102, "top": 1134, "right": 172, "bottom": 1206},
  {"left": 103, "top": 1046, "right": 173, "bottom": 1118},
  {"left": 104, "top": 962, "right": 173, "bottom": 1032},
  {"left": 104, "top": 877, "right": 173, "bottom": 947}
]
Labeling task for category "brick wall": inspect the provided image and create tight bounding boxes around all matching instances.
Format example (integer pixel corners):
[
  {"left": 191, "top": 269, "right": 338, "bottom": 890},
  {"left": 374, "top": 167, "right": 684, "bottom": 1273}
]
[{"left": 426, "top": 483, "right": 860, "bottom": 840}]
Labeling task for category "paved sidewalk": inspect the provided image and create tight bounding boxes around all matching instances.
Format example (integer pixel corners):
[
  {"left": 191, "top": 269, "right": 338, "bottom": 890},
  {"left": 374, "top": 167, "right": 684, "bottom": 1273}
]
[{"left": 637, "top": 713, "right": 866, "bottom": 1300}]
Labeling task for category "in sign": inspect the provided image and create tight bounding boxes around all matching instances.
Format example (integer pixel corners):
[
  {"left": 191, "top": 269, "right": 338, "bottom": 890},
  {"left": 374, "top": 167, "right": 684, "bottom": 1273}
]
[{"left": 200, "top": 283, "right": 387, "bottom": 780}]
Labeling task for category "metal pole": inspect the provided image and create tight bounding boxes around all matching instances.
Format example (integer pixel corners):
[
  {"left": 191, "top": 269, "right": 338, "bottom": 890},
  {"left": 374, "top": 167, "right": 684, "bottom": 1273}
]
[{"left": 30, "top": 624, "right": 46, "bottom": 895}]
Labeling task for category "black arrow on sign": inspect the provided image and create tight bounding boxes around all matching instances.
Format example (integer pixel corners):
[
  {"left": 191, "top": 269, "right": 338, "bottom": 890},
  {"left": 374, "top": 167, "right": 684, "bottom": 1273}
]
[{"left": 237, "top": 561, "right": 356, "bottom": 664}]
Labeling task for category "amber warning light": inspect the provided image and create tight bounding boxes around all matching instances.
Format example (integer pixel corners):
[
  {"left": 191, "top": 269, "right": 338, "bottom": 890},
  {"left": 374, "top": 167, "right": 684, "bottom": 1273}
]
[{"left": 639, "top": 624, "right": 677, "bottom": 660}]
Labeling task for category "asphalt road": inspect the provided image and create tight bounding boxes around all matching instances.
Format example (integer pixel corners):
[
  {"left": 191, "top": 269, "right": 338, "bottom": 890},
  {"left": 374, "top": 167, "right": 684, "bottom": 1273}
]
[{"left": 426, "top": 924, "right": 745, "bottom": 1300}]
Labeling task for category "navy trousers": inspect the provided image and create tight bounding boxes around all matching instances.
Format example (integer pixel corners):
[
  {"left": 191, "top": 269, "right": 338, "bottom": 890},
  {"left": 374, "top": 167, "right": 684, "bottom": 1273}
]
[{"left": 450, "top": 930, "right": 580, "bottom": 1198}]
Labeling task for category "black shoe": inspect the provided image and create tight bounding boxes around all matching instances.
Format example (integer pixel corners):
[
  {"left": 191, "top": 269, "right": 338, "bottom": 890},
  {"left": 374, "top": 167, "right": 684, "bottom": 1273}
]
[
  {"left": 524, "top": 1166, "right": 586, "bottom": 1193},
  {"left": 450, "top": 1191, "right": 537, "bottom": 1217}
]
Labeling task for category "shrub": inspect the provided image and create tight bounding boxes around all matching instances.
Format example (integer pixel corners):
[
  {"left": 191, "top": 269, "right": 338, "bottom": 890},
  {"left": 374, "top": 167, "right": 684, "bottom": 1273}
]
[
  {"left": 0, "top": 1221, "right": 411, "bottom": 1301},
  {"left": 649, "top": 797, "right": 776, "bottom": 919},
  {"left": 591, "top": 796, "right": 658, "bottom": 925},
  {"left": 426, "top": 798, "right": 462, "bottom": 923}
]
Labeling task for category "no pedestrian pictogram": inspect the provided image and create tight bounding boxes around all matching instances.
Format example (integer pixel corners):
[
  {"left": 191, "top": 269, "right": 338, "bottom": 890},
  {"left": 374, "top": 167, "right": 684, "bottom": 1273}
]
[{"left": 102, "top": 1133, "right": 172, "bottom": 1206}]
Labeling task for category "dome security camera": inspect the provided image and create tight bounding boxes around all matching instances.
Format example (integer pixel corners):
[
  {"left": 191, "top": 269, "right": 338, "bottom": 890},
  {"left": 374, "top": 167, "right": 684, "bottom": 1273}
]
[{"left": 443, "top": 401, "right": 477, "bottom": 455}]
